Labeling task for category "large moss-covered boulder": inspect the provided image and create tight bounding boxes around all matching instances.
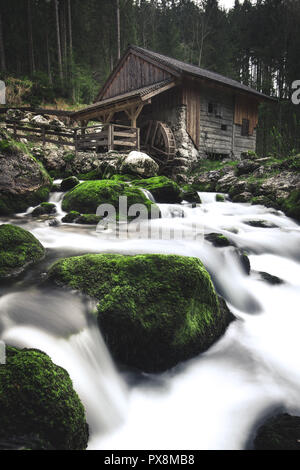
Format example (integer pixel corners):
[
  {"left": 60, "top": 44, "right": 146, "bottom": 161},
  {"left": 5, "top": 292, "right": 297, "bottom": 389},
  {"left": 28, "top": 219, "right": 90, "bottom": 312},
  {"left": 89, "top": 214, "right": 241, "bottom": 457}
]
[
  {"left": 0, "top": 136, "right": 52, "bottom": 215},
  {"left": 62, "top": 180, "right": 158, "bottom": 218},
  {"left": 254, "top": 414, "right": 300, "bottom": 450},
  {"left": 281, "top": 190, "right": 300, "bottom": 222},
  {"left": 131, "top": 176, "right": 182, "bottom": 203},
  {"left": 0, "top": 346, "right": 89, "bottom": 450},
  {"left": 48, "top": 254, "right": 233, "bottom": 372},
  {"left": 0, "top": 224, "right": 45, "bottom": 280}
]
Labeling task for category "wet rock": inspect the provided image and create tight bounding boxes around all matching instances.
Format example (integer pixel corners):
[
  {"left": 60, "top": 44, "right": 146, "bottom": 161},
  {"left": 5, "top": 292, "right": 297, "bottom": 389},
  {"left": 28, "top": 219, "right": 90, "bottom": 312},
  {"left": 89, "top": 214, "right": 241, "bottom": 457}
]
[
  {"left": 48, "top": 254, "right": 233, "bottom": 373},
  {"left": 259, "top": 271, "right": 284, "bottom": 285},
  {"left": 254, "top": 413, "right": 300, "bottom": 450},
  {"left": 48, "top": 218, "right": 60, "bottom": 227},
  {"left": 244, "top": 220, "right": 278, "bottom": 228},
  {"left": 0, "top": 346, "right": 89, "bottom": 450},
  {"left": 232, "top": 192, "right": 253, "bottom": 203},
  {"left": 131, "top": 176, "right": 182, "bottom": 203},
  {"left": 62, "top": 211, "right": 81, "bottom": 223},
  {"left": 205, "top": 233, "right": 234, "bottom": 247},
  {"left": 31, "top": 202, "right": 57, "bottom": 217},
  {"left": 0, "top": 224, "right": 45, "bottom": 280},
  {"left": 61, "top": 176, "right": 80, "bottom": 192}
]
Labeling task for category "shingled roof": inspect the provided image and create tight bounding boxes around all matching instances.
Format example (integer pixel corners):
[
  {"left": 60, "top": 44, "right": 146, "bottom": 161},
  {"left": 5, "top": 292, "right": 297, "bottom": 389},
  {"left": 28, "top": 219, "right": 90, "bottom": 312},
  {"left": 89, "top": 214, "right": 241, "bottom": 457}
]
[{"left": 130, "top": 45, "right": 273, "bottom": 101}]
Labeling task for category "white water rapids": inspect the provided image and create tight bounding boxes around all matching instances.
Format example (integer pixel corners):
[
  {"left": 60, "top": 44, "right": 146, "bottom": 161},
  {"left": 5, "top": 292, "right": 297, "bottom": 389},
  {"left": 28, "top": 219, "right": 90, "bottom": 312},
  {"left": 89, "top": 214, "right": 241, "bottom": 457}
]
[{"left": 0, "top": 186, "right": 300, "bottom": 450}]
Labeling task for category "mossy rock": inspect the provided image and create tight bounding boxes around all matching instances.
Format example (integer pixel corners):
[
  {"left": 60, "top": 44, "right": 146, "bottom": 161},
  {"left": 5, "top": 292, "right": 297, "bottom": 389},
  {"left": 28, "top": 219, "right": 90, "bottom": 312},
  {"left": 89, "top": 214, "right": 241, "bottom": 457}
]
[
  {"left": 62, "top": 180, "right": 158, "bottom": 219},
  {"left": 0, "top": 346, "right": 89, "bottom": 450},
  {"left": 131, "top": 176, "right": 182, "bottom": 203},
  {"left": 205, "top": 233, "right": 233, "bottom": 247},
  {"left": 62, "top": 211, "right": 81, "bottom": 223},
  {"left": 281, "top": 190, "right": 300, "bottom": 222},
  {"left": 31, "top": 202, "right": 57, "bottom": 217},
  {"left": 216, "top": 194, "right": 225, "bottom": 202},
  {"left": 181, "top": 185, "right": 202, "bottom": 203},
  {"left": 254, "top": 414, "right": 300, "bottom": 450},
  {"left": 48, "top": 254, "right": 233, "bottom": 372},
  {"left": 75, "top": 214, "right": 101, "bottom": 225},
  {"left": 0, "top": 224, "right": 45, "bottom": 280},
  {"left": 61, "top": 176, "right": 80, "bottom": 192}
]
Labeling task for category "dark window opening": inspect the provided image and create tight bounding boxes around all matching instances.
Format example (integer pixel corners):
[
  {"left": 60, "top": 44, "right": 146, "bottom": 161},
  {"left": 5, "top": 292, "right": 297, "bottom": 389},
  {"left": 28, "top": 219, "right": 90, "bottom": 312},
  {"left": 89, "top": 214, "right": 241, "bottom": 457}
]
[
  {"left": 241, "top": 118, "right": 250, "bottom": 136},
  {"left": 221, "top": 124, "right": 227, "bottom": 131},
  {"left": 208, "top": 102, "right": 214, "bottom": 114}
]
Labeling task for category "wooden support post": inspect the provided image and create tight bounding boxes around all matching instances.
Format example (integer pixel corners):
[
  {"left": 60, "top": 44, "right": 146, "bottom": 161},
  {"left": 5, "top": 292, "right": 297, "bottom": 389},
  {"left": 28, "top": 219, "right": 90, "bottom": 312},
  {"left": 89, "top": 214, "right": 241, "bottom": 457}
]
[
  {"left": 42, "top": 126, "right": 46, "bottom": 147},
  {"left": 108, "top": 124, "right": 112, "bottom": 151},
  {"left": 111, "top": 124, "right": 115, "bottom": 151},
  {"left": 13, "top": 122, "right": 17, "bottom": 138}
]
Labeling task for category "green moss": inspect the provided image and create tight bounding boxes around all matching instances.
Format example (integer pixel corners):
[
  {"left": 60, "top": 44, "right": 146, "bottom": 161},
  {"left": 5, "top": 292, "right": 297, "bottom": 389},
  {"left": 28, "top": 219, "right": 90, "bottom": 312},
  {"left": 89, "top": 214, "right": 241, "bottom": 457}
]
[
  {"left": 61, "top": 176, "right": 80, "bottom": 192},
  {"left": 131, "top": 176, "right": 182, "bottom": 203},
  {"left": 62, "top": 211, "right": 81, "bottom": 223},
  {"left": 181, "top": 185, "right": 202, "bottom": 203},
  {"left": 216, "top": 194, "right": 225, "bottom": 202},
  {"left": 281, "top": 190, "right": 300, "bottom": 221},
  {"left": 205, "top": 233, "right": 233, "bottom": 247},
  {"left": 0, "top": 224, "right": 45, "bottom": 279},
  {"left": 0, "top": 346, "right": 89, "bottom": 450},
  {"left": 75, "top": 214, "right": 101, "bottom": 225},
  {"left": 62, "top": 180, "right": 158, "bottom": 218},
  {"left": 48, "top": 254, "right": 233, "bottom": 372},
  {"left": 31, "top": 202, "right": 56, "bottom": 217}
]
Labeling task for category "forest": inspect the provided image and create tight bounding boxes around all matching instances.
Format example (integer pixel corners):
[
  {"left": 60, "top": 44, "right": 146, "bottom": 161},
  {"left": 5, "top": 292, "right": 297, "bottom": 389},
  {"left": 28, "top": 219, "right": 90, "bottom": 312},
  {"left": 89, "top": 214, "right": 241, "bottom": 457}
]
[{"left": 0, "top": 0, "right": 300, "bottom": 156}]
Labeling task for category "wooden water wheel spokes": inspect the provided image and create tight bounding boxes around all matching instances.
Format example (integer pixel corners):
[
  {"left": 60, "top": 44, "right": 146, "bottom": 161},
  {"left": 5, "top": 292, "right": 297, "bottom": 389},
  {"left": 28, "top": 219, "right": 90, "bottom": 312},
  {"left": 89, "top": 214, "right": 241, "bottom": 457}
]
[{"left": 141, "top": 120, "right": 176, "bottom": 166}]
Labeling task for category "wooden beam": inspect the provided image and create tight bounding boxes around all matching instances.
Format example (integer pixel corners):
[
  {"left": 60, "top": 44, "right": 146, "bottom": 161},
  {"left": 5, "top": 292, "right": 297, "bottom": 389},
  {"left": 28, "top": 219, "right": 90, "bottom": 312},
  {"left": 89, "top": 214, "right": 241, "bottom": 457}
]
[
  {"left": 124, "top": 103, "right": 145, "bottom": 128},
  {"left": 141, "top": 80, "right": 177, "bottom": 101}
]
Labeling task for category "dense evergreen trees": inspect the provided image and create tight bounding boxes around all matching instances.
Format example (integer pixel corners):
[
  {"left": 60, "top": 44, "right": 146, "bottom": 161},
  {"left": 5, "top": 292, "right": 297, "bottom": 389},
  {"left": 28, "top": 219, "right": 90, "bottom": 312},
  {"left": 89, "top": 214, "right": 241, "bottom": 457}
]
[{"left": 0, "top": 0, "right": 300, "bottom": 155}]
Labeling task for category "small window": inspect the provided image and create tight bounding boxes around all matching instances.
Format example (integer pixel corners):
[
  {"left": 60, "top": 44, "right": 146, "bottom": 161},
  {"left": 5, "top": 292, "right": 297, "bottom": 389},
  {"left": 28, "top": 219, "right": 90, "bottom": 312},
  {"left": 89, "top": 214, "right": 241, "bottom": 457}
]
[
  {"left": 221, "top": 124, "right": 227, "bottom": 131},
  {"left": 208, "top": 102, "right": 214, "bottom": 114},
  {"left": 215, "top": 104, "right": 222, "bottom": 118},
  {"left": 241, "top": 118, "right": 250, "bottom": 136}
]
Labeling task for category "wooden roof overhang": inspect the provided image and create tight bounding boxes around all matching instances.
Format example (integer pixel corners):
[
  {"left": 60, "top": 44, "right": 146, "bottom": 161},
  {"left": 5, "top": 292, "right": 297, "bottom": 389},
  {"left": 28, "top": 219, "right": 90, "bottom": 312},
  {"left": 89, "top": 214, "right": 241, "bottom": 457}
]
[{"left": 72, "top": 79, "right": 178, "bottom": 126}]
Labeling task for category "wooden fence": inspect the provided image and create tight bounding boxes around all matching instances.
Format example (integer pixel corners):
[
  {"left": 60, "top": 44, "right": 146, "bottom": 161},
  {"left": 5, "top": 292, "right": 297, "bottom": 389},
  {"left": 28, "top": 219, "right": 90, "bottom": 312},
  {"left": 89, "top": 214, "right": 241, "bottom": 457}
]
[{"left": 4, "top": 121, "right": 140, "bottom": 154}]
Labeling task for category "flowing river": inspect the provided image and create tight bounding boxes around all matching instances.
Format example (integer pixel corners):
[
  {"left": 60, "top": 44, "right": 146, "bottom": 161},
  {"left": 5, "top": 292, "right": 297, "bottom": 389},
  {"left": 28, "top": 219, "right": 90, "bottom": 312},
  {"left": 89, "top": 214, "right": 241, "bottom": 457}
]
[{"left": 0, "top": 186, "right": 300, "bottom": 450}]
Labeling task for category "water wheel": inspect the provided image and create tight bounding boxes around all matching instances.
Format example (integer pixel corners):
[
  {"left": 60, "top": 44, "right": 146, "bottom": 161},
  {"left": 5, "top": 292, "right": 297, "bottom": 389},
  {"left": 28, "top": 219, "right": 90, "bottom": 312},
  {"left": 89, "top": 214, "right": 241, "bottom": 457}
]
[{"left": 140, "top": 120, "right": 176, "bottom": 166}]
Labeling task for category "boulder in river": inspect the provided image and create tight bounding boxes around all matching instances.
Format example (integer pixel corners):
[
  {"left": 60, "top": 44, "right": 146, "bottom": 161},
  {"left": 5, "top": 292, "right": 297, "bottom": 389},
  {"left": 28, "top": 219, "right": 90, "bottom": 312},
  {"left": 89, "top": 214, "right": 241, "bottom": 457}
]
[
  {"left": 0, "top": 224, "right": 45, "bottom": 280},
  {"left": 61, "top": 176, "right": 80, "bottom": 192},
  {"left": 254, "top": 413, "right": 300, "bottom": 450},
  {"left": 131, "top": 176, "right": 182, "bottom": 203},
  {"left": 121, "top": 151, "right": 159, "bottom": 177},
  {"left": 48, "top": 253, "right": 234, "bottom": 372},
  {"left": 62, "top": 180, "right": 159, "bottom": 219},
  {"left": 0, "top": 346, "right": 89, "bottom": 450}
]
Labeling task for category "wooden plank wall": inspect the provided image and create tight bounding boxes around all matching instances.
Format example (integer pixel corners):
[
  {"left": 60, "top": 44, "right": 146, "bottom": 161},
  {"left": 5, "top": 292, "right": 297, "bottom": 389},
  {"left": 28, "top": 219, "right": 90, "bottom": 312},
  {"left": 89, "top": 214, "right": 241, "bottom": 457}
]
[
  {"left": 102, "top": 53, "right": 172, "bottom": 100},
  {"left": 197, "top": 84, "right": 234, "bottom": 156},
  {"left": 234, "top": 94, "right": 259, "bottom": 135},
  {"left": 182, "top": 82, "right": 201, "bottom": 148}
]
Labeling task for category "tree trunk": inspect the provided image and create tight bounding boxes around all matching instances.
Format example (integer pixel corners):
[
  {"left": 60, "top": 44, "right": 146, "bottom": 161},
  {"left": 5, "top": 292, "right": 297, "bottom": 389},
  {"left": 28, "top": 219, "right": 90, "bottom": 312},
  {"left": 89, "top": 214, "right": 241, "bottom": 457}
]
[
  {"left": 117, "top": 0, "right": 121, "bottom": 60},
  {"left": 27, "top": 0, "right": 36, "bottom": 76},
  {"left": 67, "top": 0, "right": 75, "bottom": 102},
  {"left": 55, "top": 0, "right": 64, "bottom": 82},
  {"left": 46, "top": 28, "right": 52, "bottom": 85},
  {"left": 0, "top": 10, "right": 6, "bottom": 72}
]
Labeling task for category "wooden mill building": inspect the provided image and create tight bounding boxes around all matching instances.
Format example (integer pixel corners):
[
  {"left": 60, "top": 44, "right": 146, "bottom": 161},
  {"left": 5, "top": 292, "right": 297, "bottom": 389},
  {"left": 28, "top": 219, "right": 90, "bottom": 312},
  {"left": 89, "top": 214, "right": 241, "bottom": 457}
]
[{"left": 72, "top": 45, "right": 273, "bottom": 165}]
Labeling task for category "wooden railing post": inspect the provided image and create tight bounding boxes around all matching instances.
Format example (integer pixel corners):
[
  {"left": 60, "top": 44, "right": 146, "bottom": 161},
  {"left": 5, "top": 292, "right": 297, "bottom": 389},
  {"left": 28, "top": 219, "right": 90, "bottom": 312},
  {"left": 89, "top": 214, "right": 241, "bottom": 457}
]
[
  {"left": 108, "top": 124, "right": 112, "bottom": 151},
  {"left": 13, "top": 122, "right": 17, "bottom": 139}
]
